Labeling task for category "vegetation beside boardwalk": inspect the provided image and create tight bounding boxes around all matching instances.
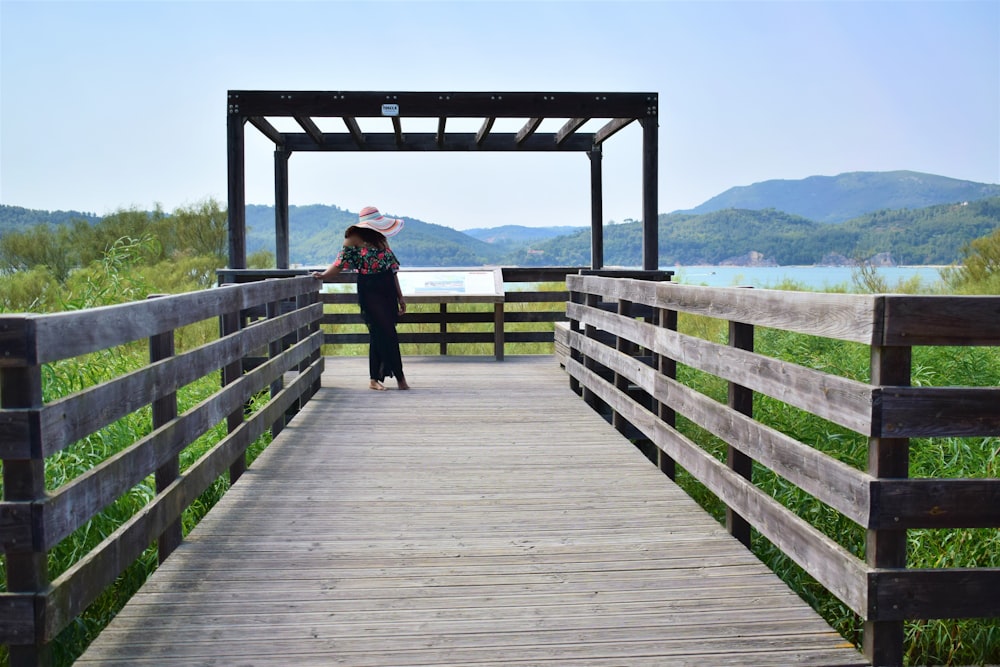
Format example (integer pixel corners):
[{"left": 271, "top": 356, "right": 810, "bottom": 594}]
[{"left": 2, "top": 208, "right": 999, "bottom": 665}]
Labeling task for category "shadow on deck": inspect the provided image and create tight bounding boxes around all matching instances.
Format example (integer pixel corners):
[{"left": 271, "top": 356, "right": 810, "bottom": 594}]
[{"left": 78, "top": 356, "right": 864, "bottom": 666}]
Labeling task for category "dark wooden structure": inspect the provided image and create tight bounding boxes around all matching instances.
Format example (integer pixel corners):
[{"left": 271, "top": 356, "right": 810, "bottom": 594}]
[
  {"left": 226, "top": 90, "right": 659, "bottom": 271},
  {"left": 74, "top": 356, "right": 866, "bottom": 666},
  {"left": 3, "top": 277, "right": 1000, "bottom": 666},
  {"left": 558, "top": 275, "right": 1000, "bottom": 667}
]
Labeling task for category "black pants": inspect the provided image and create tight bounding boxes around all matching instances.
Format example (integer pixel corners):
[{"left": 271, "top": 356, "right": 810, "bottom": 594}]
[{"left": 357, "top": 271, "right": 404, "bottom": 382}]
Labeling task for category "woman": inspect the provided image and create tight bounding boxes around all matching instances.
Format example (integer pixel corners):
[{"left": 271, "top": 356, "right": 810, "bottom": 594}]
[{"left": 312, "top": 206, "right": 410, "bottom": 390}]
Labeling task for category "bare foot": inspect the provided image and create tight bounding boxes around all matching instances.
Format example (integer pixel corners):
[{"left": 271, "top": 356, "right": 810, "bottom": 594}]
[
  {"left": 369, "top": 380, "right": 386, "bottom": 391},
  {"left": 397, "top": 380, "right": 411, "bottom": 390}
]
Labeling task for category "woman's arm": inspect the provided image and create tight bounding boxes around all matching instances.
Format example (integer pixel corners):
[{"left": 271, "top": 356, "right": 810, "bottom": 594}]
[
  {"left": 394, "top": 272, "right": 406, "bottom": 314},
  {"left": 311, "top": 260, "right": 344, "bottom": 280}
]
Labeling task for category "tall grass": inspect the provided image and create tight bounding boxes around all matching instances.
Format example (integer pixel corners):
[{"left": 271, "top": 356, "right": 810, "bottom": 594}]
[
  {"left": 4, "top": 267, "right": 997, "bottom": 665},
  {"left": 666, "top": 275, "right": 1000, "bottom": 666},
  {"left": 0, "top": 240, "right": 275, "bottom": 667}
]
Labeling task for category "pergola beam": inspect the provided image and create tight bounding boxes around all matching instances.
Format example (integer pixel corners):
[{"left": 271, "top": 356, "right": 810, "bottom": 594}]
[
  {"left": 343, "top": 117, "right": 365, "bottom": 147},
  {"left": 295, "top": 116, "right": 325, "bottom": 145},
  {"left": 248, "top": 116, "right": 284, "bottom": 146},
  {"left": 595, "top": 117, "right": 635, "bottom": 145},
  {"left": 555, "top": 117, "right": 589, "bottom": 146},
  {"left": 516, "top": 117, "right": 543, "bottom": 146},
  {"left": 227, "top": 90, "right": 659, "bottom": 271}
]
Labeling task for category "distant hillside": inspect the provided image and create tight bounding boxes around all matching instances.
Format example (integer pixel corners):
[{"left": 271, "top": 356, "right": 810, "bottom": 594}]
[
  {"left": 510, "top": 197, "right": 1000, "bottom": 267},
  {"left": 463, "top": 225, "right": 585, "bottom": 246},
  {"left": 245, "top": 204, "right": 507, "bottom": 267},
  {"left": 5, "top": 171, "right": 999, "bottom": 268},
  {"left": 0, "top": 204, "right": 101, "bottom": 230},
  {"left": 687, "top": 171, "right": 1000, "bottom": 223}
]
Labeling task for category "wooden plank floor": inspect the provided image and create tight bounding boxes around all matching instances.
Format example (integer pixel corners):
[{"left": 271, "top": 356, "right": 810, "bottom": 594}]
[{"left": 78, "top": 356, "right": 866, "bottom": 666}]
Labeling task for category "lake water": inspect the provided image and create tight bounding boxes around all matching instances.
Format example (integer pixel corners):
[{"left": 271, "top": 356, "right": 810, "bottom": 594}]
[{"left": 663, "top": 265, "right": 947, "bottom": 290}]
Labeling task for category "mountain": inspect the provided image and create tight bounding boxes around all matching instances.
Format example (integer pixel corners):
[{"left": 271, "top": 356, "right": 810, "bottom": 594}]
[
  {"left": 245, "top": 204, "right": 508, "bottom": 267},
  {"left": 0, "top": 204, "right": 101, "bottom": 230},
  {"left": 508, "top": 197, "right": 1000, "bottom": 267},
  {"left": 687, "top": 171, "right": 1000, "bottom": 223},
  {"left": 463, "top": 225, "right": 585, "bottom": 245},
  {"left": 4, "top": 171, "right": 999, "bottom": 268}
]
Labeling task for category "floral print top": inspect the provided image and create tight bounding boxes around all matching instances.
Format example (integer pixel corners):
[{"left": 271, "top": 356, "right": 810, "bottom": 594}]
[{"left": 333, "top": 244, "right": 400, "bottom": 275}]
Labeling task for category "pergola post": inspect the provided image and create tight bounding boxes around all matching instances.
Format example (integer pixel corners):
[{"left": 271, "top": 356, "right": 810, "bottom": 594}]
[
  {"left": 588, "top": 147, "right": 604, "bottom": 270},
  {"left": 641, "top": 116, "right": 659, "bottom": 271},
  {"left": 226, "top": 99, "right": 247, "bottom": 270},
  {"left": 226, "top": 91, "right": 658, "bottom": 272},
  {"left": 275, "top": 148, "right": 290, "bottom": 269}
]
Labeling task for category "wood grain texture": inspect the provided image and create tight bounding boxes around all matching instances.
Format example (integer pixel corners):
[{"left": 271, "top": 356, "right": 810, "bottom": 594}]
[{"left": 78, "top": 356, "right": 865, "bottom": 666}]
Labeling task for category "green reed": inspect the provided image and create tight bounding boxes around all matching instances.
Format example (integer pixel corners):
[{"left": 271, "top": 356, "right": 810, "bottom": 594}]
[{"left": 670, "top": 313, "right": 1000, "bottom": 666}]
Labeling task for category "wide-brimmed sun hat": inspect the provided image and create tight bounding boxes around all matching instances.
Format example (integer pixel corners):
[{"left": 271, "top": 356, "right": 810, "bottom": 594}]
[{"left": 355, "top": 206, "right": 404, "bottom": 237}]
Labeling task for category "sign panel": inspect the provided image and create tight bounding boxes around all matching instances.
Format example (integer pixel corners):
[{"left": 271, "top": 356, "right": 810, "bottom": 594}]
[{"left": 397, "top": 269, "right": 503, "bottom": 299}]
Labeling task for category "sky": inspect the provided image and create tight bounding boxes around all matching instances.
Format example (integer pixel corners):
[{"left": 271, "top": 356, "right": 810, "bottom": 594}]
[{"left": 1, "top": 0, "right": 998, "bottom": 231}]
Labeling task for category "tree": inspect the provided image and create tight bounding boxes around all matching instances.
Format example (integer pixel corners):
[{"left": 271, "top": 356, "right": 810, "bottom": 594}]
[{"left": 943, "top": 227, "right": 1000, "bottom": 294}]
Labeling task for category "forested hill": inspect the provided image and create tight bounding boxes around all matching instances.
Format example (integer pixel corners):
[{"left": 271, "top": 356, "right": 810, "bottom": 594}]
[
  {"left": 687, "top": 171, "right": 1000, "bottom": 223},
  {"left": 4, "top": 171, "right": 999, "bottom": 267},
  {"left": 507, "top": 198, "right": 1000, "bottom": 267}
]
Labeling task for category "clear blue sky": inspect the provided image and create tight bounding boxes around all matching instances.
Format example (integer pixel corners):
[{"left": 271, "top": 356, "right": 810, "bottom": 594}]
[{"left": 2, "top": 0, "right": 998, "bottom": 230}]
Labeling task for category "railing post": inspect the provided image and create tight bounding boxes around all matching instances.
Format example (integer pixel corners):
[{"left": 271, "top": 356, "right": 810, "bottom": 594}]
[
  {"left": 863, "top": 343, "right": 911, "bottom": 667},
  {"left": 1, "top": 348, "right": 51, "bottom": 666},
  {"left": 567, "top": 284, "right": 582, "bottom": 395},
  {"left": 493, "top": 302, "right": 504, "bottom": 361},
  {"left": 439, "top": 303, "right": 448, "bottom": 356},
  {"left": 266, "top": 297, "right": 285, "bottom": 438},
  {"left": 612, "top": 299, "right": 632, "bottom": 432},
  {"left": 148, "top": 295, "right": 182, "bottom": 564},
  {"left": 727, "top": 319, "right": 754, "bottom": 548},
  {"left": 582, "top": 291, "right": 601, "bottom": 410},
  {"left": 221, "top": 308, "right": 246, "bottom": 484},
  {"left": 657, "top": 306, "right": 678, "bottom": 479}
]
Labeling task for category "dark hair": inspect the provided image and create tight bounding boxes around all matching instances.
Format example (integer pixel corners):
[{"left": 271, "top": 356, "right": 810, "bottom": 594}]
[{"left": 346, "top": 225, "right": 388, "bottom": 249}]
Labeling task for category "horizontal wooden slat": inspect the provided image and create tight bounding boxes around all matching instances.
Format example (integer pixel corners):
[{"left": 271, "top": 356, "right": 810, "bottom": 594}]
[
  {"left": 21, "top": 277, "right": 316, "bottom": 365},
  {"left": 568, "top": 301, "right": 875, "bottom": 435},
  {"left": 882, "top": 295, "right": 1000, "bottom": 346},
  {"left": 877, "top": 386, "right": 1000, "bottom": 437},
  {"left": 869, "top": 569, "right": 1000, "bottom": 620},
  {"left": 77, "top": 356, "right": 862, "bottom": 666},
  {"left": 568, "top": 275, "right": 881, "bottom": 344},
  {"left": 564, "top": 348, "right": 870, "bottom": 617},
  {"left": 571, "top": 332, "right": 872, "bottom": 526},
  {"left": 44, "top": 359, "right": 324, "bottom": 641},
  {"left": 38, "top": 334, "right": 322, "bottom": 551},
  {"left": 873, "top": 478, "right": 1000, "bottom": 529},
  {"left": 36, "top": 304, "right": 322, "bottom": 457}
]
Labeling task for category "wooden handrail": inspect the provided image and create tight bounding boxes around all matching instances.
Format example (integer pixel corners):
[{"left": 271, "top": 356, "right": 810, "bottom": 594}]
[
  {"left": 0, "top": 277, "right": 324, "bottom": 665},
  {"left": 560, "top": 274, "right": 1000, "bottom": 667}
]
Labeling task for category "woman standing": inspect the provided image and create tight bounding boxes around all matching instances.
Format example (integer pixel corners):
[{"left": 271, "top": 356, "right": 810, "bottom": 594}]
[{"left": 312, "top": 206, "right": 410, "bottom": 391}]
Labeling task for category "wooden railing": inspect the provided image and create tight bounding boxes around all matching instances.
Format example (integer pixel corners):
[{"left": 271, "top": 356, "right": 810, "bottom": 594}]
[
  {"left": 557, "top": 274, "right": 1000, "bottom": 667},
  {"left": 220, "top": 268, "right": 669, "bottom": 360},
  {"left": 0, "top": 277, "right": 324, "bottom": 666}
]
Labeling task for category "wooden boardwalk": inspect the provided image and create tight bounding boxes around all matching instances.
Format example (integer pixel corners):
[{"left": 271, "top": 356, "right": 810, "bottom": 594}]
[{"left": 78, "top": 356, "right": 866, "bottom": 666}]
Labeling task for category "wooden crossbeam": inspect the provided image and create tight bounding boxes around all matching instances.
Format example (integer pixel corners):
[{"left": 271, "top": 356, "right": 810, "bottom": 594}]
[
  {"left": 555, "top": 117, "right": 589, "bottom": 146},
  {"left": 248, "top": 117, "right": 284, "bottom": 146}
]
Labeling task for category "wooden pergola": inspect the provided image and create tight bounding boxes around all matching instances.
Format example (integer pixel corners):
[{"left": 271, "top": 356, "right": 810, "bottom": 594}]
[{"left": 226, "top": 90, "right": 658, "bottom": 270}]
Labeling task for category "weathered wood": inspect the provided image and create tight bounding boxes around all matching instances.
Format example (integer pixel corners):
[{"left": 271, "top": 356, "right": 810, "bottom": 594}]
[
  {"left": 568, "top": 275, "right": 883, "bottom": 345},
  {"left": 565, "top": 349, "right": 870, "bottom": 617},
  {"left": 77, "top": 356, "right": 863, "bottom": 666},
  {"left": 869, "top": 568, "right": 1000, "bottom": 620},
  {"left": 567, "top": 301, "right": 875, "bottom": 435},
  {"left": 45, "top": 359, "right": 324, "bottom": 641},
  {"left": 877, "top": 386, "right": 1000, "bottom": 437},
  {"left": 1, "top": 278, "right": 325, "bottom": 661},
  {"left": 873, "top": 478, "right": 1000, "bottom": 529},
  {"left": 882, "top": 295, "right": 1000, "bottom": 346},
  {"left": 17, "top": 304, "right": 320, "bottom": 459},
  {"left": 18, "top": 277, "right": 315, "bottom": 365},
  {"left": 565, "top": 319, "right": 873, "bottom": 524}
]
